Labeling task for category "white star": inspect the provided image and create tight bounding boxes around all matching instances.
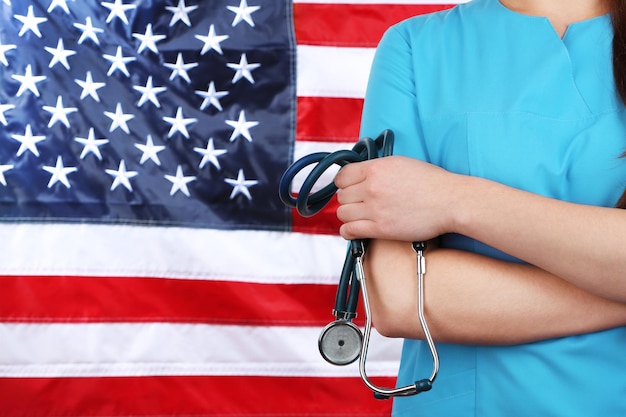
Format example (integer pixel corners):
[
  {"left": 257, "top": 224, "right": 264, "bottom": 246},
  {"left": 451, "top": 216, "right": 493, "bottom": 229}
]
[
  {"left": 75, "top": 128, "right": 109, "bottom": 160},
  {"left": 133, "top": 24, "right": 166, "bottom": 54},
  {"left": 164, "top": 165, "right": 196, "bottom": 197},
  {"left": 14, "top": 6, "right": 48, "bottom": 38},
  {"left": 104, "top": 102, "right": 135, "bottom": 133},
  {"left": 227, "top": 53, "right": 260, "bottom": 84},
  {"left": 101, "top": 0, "right": 137, "bottom": 25},
  {"left": 44, "top": 38, "right": 76, "bottom": 70},
  {"left": 10, "top": 125, "right": 46, "bottom": 157},
  {"left": 195, "top": 81, "right": 228, "bottom": 111},
  {"left": 135, "top": 135, "right": 165, "bottom": 165},
  {"left": 225, "top": 110, "right": 258, "bottom": 142},
  {"left": 163, "top": 106, "right": 197, "bottom": 139},
  {"left": 164, "top": 53, "right": 198, "bottom": 83},
  {"left": 0, "top": 165, "right": 13, "bottom": 186},
  {"left": 75, "top": 71, "right": 106, "bottom": 102},
  {"left": 42, "top": 96, "right": 78, "bottom": 128},
  {"left": 48, "top": 0, "right": 71, "bottom": 14},
  {"left": 166, "top": 0, "right": 198, "bottom": 27},
  {"left": 195, "top": 24, "right": 229, "bottom": 55},
  {"left": 105, "top": 160, "right": 138, "bottom": 191},
  {"left": 11, "top": 64, "right": 46, "bottom": 97},
  {"left": 194, "top": 138, "right": 227, "bottom": 170},
  {"left": 224, "top": 169, "right": 258, "bottom": 200},
  {"left": 0, "top": 41, "right": 16, "bottom": 67},
  {"left": 11, "top": 125, "right": 46, "bottom": 157},
  {"left": 43, "top": 156, "right": 77, "bottom": 189},
  {"left": 74, "top": 17, "right": 104, "bottom": 45},
  {"left": 227, "top": 0, "right": 260, "bottom": 27},
  {"left": 0, "top": 103, "right": 15, "bottom": 126},
  {"left": 133, "top": 76, "right": 166, "bottom": 108},
  {"left": 103, "top": 46, "right": 136, "bottom": 77}
]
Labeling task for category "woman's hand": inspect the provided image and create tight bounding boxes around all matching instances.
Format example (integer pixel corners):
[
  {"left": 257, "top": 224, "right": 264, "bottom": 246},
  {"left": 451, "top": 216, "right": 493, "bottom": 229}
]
[{"left": 334, "top": 156, "right": 462, "bottom": 241}]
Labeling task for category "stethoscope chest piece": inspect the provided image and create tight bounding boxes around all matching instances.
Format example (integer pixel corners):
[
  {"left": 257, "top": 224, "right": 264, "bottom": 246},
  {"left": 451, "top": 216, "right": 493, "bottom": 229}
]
[{"left": 318, "top": 320, "right": 363, "bottom": 366}]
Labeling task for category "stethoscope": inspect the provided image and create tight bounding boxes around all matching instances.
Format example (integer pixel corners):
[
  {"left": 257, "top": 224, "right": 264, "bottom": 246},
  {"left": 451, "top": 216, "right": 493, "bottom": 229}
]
[{"left": 279, "top": 130, "right": 439, "bottom": 399}]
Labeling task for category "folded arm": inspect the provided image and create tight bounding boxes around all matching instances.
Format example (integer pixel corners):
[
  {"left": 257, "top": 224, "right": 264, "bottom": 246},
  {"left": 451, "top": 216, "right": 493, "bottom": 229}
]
[{"left": 364, "top": 239, "right": 626, "bottom": 345}]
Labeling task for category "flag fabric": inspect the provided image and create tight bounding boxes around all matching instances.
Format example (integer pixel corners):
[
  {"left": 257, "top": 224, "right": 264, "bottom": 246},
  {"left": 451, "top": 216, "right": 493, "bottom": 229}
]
[{"left": 0, "top": 1, "right": 460, "bottom": 416}]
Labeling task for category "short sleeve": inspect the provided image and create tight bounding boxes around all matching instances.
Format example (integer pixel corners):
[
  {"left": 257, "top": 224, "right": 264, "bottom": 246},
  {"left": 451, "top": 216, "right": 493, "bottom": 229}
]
[{"left": 359, "top": 24, "right": 430, "bottom": 162}]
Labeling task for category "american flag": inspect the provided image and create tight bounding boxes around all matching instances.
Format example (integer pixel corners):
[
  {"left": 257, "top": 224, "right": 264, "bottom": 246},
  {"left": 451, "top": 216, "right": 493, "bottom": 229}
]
[{"left": 0, "top": 1, "right": 460, "bottom": 415}]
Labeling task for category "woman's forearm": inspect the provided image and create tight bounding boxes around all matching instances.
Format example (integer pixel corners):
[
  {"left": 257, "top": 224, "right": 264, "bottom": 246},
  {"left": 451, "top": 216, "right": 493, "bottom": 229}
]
[
  {"left": 335, "top": 157, "right": 626, "bottom": 302},
  {"left": 452, "top": 175, "right": 626, "bottom": 302},
  {"left": 364, "top": 239, "right": 626, "bottom": 345}
]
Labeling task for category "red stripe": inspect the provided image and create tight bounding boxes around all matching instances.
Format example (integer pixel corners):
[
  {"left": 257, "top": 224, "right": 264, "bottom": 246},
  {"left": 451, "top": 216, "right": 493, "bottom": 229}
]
[
  {"left": 294, "top": 3, "right": 456, "bottom": 47},
  {"left": 0, "top": 275, "right": 368, "bottom": 326},
  {"left": 297, "top": 96, "right": 363, "bottom": 143},
  {"left": 0, "top": 375, "right": 396, "bottom": 417}
]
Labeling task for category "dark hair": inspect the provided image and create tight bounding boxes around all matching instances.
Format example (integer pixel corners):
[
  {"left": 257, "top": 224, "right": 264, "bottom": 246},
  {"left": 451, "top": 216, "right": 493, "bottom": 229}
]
[{"left": 610, "top": 0, "right": 626, "bottom": 208}]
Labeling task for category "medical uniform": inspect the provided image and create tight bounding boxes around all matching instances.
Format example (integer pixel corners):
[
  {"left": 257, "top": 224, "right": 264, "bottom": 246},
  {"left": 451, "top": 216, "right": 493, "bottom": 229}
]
[{"left": 359, "top": 0, "right": 626, "bottom": 415}]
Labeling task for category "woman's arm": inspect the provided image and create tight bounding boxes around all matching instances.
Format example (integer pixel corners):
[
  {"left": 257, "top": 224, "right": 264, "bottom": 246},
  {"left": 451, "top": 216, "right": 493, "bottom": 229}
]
[
  {"left": 335, "top": 156, "right": 626, "bottom": 302},
  {"left": 365, "top": 239, "right": 626, "bottom": 345}
]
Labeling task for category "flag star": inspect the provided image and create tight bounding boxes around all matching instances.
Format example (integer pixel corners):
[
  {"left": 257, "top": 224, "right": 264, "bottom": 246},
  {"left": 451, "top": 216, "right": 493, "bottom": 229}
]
[
  {"left": 0, "top": 165, "right": 13, "bottom": 186},
  {"left": 105, "top": 160, "right": 138, "bottom": 191},
  {"left": 227, "top": 0, "right": 261, "bottom": 27},
  {"left": 164, "top": 53, "right": 198, "bottom": 83},
  {"left": 101, "top": 0, "right": 137, "bottom": 25},
  {"left": 42, "top": 95, "right": 78, "bottom": 128},
  {"left": 74, "top": 17, "right": 104, "bottom": 45},
  {"left": 14, "top": 6, "right": 48, "bottom": 38},
  {"left": 43, "top": 156, "right": 77, "bottom": 189},
  {"left": 224, "top": 169, "right": 258, "bottom": 200},
  {"left": 163, "top": 106, "right": 197, "bottom": 139},
  {"left": 11, "top": 124, "right": 46, "bottom": 157},
  {"left": 0, "top": 103, "right": 15, "bottom": 126},
  {"left": 133, "top": 76, "right": 166, "bottom": 108},
  {"left": 195, "top": 81, "right": 228, "bottom": 111},
  {"left": 11, "top": 64, "right": 47, "bottom": 97},
  {"left": 104, "top": 102, "right": 135, "bottom": 133},
  {"left": 194, "top": 138, "right": 228, "bottom": 170},
  {"left": 48, "top": 0, "right": 71, "bottom": 14},
  {"left": 226, "top": 110, "right": 258, "bottom": 142},
  {"left": 227, "top": 53, "right": 260, "bottom": 84},
  {"left": 133, "top": 23, "right": 166, "bottom": 54},
  {"left": 164, "top": 165, "right": 196, "bottom": 197},
  {"left": 195, "top": 24, "right": 229, "bottom": 55},
  {"left": 135, "top": 135, "right": 165, "bottom": 165},
  {"left": 45, "top": 38, "right": 76, "bottom": 70},
  {"left": 0, "top": 41, "right": 16, "bottom": 66},
  {"left": 75, "top": 71, "right": 106, "bottom": 102},
  {"left": 166, "top": 0, "right": 198, "bottom": 27},
  {"left": 103, "top": 46, "right": 136, "bottom": 77},
  {"left": 10, "top": 124, "right": 46, "bottom": 157},
  {"left": 75, "top": 128, "right": 109, "bottom": 160}
]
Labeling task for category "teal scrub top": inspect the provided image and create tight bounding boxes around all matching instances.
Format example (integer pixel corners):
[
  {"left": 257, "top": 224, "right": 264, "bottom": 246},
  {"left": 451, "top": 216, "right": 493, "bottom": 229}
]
[{"left": 359, "top": 0, "right": 626, "bottom": 415}]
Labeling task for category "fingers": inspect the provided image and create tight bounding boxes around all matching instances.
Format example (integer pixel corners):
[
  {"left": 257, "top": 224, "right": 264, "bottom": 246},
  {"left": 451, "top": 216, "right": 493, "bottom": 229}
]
[{"left": 334, "top": 162, "right": 366, "bottom": 190}]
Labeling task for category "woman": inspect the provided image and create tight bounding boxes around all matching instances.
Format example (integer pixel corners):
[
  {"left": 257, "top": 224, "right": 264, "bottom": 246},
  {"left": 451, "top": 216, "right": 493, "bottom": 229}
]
[{"left": 334, "top": 0, "right": 626, "bottom": 415}]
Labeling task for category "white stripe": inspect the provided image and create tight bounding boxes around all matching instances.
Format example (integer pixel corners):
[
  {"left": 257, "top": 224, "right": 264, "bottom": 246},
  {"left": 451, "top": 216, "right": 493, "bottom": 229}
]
[
  {"left": 297, "top": 45, "right": 375, "bottom": 99},
  {"left": 0, "top": 323, "right": 402, "bottom": 378},
  {"left": 0, "top": 223, "right": 346, "bottom": 285}
]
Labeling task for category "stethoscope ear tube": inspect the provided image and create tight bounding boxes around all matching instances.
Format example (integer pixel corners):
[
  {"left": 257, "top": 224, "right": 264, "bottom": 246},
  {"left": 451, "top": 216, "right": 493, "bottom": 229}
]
[{"left": 355, "top": 242, "right": 438, "bottom": 399}]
